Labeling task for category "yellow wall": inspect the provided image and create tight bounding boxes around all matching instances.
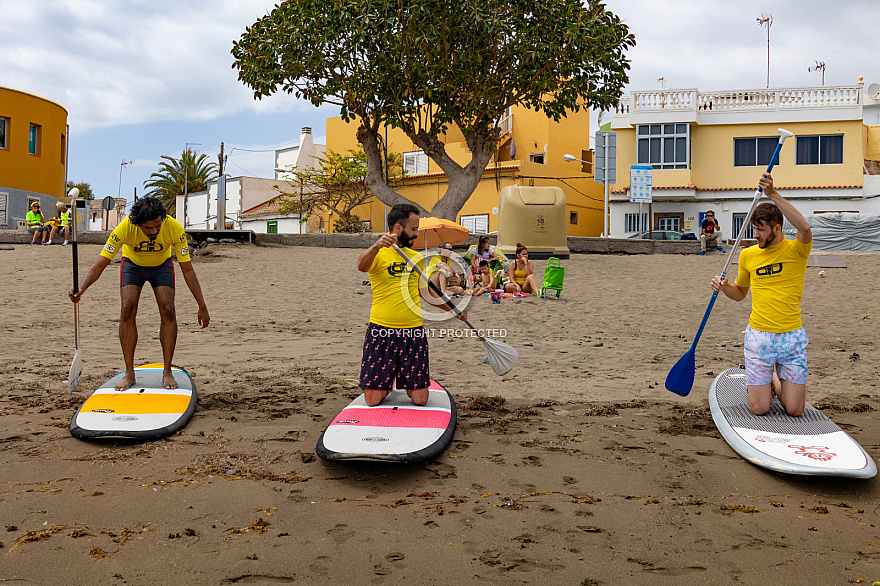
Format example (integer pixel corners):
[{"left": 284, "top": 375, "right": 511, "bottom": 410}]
[
  {"left": 865, "top": 124, "right": 880, "bottom": 161},
  {"left": 325, "top": 103, "right": 606, "bottom": 236},
  {"left": 0, "top": 86, "right": 68, "bottom": 197},
  {"left": 614, "top": 120, "right": 865, "bottom": 191}
]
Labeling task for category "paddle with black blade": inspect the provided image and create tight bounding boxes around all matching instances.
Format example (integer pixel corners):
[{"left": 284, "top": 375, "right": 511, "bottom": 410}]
[
  {"left": 67, "top": 187, "right": 83, "bottom": 393},
  {"left": 392, "top": 244, "right": 518, "bottom": 376},
  {"left": 665, "top": 128, "right": 793, "bottom": 397}
]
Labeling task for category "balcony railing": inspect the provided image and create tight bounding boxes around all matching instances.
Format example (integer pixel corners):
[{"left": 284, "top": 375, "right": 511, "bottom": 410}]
[{"left": 614, "top": 85, "right": 862, "bottom": 116}]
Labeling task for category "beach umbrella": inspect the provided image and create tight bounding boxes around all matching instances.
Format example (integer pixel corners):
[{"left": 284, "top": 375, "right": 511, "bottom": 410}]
[{"left": 411, "top": 217, "right": 469, "bottom": 249}]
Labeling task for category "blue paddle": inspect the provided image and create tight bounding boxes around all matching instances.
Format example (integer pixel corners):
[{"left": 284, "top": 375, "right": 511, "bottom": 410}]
[{"left": 665, "top": 128, "right": 793, "bottom": 397}]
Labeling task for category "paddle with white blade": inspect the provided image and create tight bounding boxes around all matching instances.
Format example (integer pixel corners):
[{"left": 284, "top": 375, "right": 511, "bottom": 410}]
[
  {"left": 67, "top": 187, "right": 82, "bottom": 393},
  {"left": 664, "top": 128, "right": 793, "bottom": 397},
  {"left": 392, "top": 244, "right": 518, "bottom": 376}
]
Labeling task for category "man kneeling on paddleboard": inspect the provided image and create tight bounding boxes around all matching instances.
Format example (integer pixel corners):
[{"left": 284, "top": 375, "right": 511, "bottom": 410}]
[
  {"left": 711, "top": 173, "right": 812, "bottom": 416},
  {"left": 69, "top": 197, "right": 210, "bottom": 391},
  {"left": 357, "top": 204, "right": 467, "bottom": 407}
]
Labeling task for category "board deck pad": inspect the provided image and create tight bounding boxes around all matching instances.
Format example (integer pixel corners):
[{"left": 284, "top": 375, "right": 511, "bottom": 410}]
[
  {"left": 70, "top": 364, "right": 197, "bottom": 440},
  {"left": 709, "top": 367, "right": 876, "bottom": 478},
  {"left": 316, "top": 380, "right": 455, "bottom": 462}
]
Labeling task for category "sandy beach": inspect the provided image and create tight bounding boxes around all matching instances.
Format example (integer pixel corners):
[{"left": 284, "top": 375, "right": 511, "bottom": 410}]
[{"left": 2, "top": 241, "right": 879, "bottom": 584}]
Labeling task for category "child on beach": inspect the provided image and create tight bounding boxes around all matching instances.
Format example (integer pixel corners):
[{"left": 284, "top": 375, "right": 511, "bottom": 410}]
[
  {"left": 710, "top": 173, "right": 812, "bottom": 417},
  {"left": 471, "top": 259, "right": 496, "bottom": 296}
]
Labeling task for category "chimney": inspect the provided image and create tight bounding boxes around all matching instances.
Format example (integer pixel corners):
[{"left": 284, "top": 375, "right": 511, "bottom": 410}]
[{"left": 302, "top": 127, "right": 312, "bottom": 135}]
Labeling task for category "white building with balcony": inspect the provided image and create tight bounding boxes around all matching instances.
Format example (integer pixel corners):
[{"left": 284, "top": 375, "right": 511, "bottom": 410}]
[{"left": 606, "top": 82, "right": 880, "bottom": 242}]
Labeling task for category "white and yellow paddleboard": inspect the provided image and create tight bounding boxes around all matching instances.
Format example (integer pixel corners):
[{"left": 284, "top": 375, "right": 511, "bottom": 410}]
[{"left": 70, "top": 364, "right": 197, "bottom": 440}]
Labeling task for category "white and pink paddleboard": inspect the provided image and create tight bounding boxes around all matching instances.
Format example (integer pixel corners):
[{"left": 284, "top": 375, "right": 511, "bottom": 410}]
[
  {"left": 316, "top": 380, "right": 456, "bottom": 462},
  {"left": 709, "top": 368, "right": 876, "bottom": 478}
]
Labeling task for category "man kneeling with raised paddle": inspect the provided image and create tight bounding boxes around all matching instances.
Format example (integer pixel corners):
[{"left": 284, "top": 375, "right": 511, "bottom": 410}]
[
  {"left": 711, "top": 173, "right": 812, "bottom": 416},
  {"left": 69, "top": 197, "right": 210, "bottom": 391},
  {"left": 357, "top": 204, "right": 467, "bottom": 407}
]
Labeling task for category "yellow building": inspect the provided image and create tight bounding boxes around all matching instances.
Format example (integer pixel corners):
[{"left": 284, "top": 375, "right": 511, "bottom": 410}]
[
  {"left": 607, "top": 83, "right": 880, "bottom": 239},
  {"left": 0, "top": 86, "right": 69, "bottom": 229},
  {"left": 324, "top": 104, "right": 605, "bottom": 236}
]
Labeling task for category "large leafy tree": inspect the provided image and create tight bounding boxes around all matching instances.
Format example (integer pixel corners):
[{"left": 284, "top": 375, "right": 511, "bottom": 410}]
[
  {"left": 144, "top": 151, "right": 218, "bottom": 214},
  {"left": 276, "top": 148, "right": 405, "bottom": 232},
  {"left": 232, "top": 0, "right": 634, "bottom": 220}
]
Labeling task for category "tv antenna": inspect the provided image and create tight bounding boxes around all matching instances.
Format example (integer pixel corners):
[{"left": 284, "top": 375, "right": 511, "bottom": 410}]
[
  {"left": 756, "top": 13, "right": 773, "bottom": 88},
  {"left": 808, "top": 61, "right": 826, "bottom": 86}
]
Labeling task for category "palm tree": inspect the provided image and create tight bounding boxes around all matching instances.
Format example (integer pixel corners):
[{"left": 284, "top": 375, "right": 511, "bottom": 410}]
[{"left": 144, "top": 150, "right": 218, "bottom": 216}]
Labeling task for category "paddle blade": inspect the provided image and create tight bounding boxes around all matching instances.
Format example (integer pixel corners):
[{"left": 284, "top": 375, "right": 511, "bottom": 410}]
[
  {"left": 67, "top": 348, "right": 82, "bottom": 393},
  {"left": 483, "top": 338, "right": 518, "bottom": 376},
  {"left": 665, "top": 348, "right": 695, "bottom": 397}
]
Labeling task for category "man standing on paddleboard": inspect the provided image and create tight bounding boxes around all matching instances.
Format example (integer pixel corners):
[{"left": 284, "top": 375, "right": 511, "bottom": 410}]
[
  {"left": 69, "top": 197, "right": 210, "bottom": 391},
  {"left": 357, "top": 204, "right": 467, "bottom": 407},
  {"left": 711, "top": 173, "right": 812, "bottom": 416}
]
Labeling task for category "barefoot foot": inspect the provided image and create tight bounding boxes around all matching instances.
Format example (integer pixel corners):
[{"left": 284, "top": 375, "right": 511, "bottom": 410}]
[
  {"left": 163, "top": 370, "right": 178, "bottom": 390},
  {"left": 115, "top": 372, "right": 136, "bottom": 392}
]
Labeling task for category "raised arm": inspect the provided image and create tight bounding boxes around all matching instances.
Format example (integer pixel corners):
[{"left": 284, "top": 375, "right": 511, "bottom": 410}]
[
  {"left": 358, "top": 233, "right": 397, "bottom": 272},
  {"left": 759, "top": 173, "right": 812, "bottom": 244}
]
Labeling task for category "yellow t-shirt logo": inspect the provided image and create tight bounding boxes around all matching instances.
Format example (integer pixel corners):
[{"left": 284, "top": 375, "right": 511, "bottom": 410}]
[{"left": 134, "top": 240, "right": 166, "bottom": 253}]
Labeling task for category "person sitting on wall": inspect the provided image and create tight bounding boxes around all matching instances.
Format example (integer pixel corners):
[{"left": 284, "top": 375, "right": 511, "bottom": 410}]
[
  {"left": 26, "top": 202, "right": 50, "bottom": 246},
  {"left": 699, "top": 210, "right": 726, "bottom": 255},
  {"left": 471, "top": 259, "right": 497, "bottom": 296},
  {"left": 47, "top": 202, "right": 71, "bottom": 246},
  {"left": 504, "top": 243, "right": 541, "bottom": 296},
  {"left": 427, "top": 241, "right": 465, "bottom": 297}
]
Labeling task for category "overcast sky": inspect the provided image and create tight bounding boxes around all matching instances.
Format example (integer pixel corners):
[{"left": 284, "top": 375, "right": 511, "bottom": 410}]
[{"left": 2, "top": 0, "right": 877, "bottom": 203}]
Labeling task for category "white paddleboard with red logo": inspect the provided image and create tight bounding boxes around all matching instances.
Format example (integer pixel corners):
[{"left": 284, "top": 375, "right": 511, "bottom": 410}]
[
  {"left": 316, "top": 379, "right": 455, "bottom": 462},
  {"left": 709, "top": 368, "right": 876, "bottom": 478}
]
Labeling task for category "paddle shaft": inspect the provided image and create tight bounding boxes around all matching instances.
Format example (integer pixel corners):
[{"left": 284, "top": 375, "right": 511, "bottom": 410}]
[
  {"left": 71, "top": 198, "right": 80, "bottom": 350},
  {"left": 687, "top": 132, "right": 791, "bottom": 350},
  {"left": 391, "top": 244, "right": 485, "bottom": 341}
]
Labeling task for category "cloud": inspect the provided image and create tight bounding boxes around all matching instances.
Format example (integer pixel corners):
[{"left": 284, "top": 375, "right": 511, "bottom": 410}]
[{"left": 1, "top": 0, "right": 305, "bottom": 131}]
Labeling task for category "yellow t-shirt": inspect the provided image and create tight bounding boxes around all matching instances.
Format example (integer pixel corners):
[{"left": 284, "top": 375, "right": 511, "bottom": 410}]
[
  {"left": 368, "top": 246, "right": 424, "bottom": 328},
  {"left": 101, "top": 215, "right": 191, "bottom": 267},
  {"left": 735, "top": 236, "right": 812, "bottom": 333}
]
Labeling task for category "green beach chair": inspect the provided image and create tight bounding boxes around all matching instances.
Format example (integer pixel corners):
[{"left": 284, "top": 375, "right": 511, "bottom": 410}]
[{"left": 540, "top": 257, "right": 565, "bottom": 299}]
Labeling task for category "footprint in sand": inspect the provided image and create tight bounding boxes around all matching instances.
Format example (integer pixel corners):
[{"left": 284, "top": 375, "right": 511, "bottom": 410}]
[{"left": 327, "top": 524, "right": 355, "bottom": 544}]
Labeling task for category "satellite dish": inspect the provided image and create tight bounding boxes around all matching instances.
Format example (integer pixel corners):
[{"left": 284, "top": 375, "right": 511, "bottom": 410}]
[{"left": 868, "top": 83, "right": 880, "bottom": 100}]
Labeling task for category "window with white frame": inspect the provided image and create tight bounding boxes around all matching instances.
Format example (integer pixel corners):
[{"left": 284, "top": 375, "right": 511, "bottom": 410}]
[
  {"left": 0, "top": 117, "right": 8, "bottom": 149},
  {"left": 657, "top": 216, "right": 680, "bottom": 231},
  {"left": 734, "top": 137, "right": 781, "bottom": 167},
  {"left": 796, "top": 134, "right": 843, "bottom": 165},
  {"left": 624, "top": 212, "right": 648, "bottom": 233},
  {"left": 459, "top": 214, "right": 489, "bottom": 234},
  {"left": 637, "top": 124, "right": 689, "bottom": 169},
  {"left": 403, "top": 151, "right": 429, "bottom": 175}
]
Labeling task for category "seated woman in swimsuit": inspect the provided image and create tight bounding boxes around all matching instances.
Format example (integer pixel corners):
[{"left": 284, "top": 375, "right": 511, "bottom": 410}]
[{"left": 504, "top": 243, "right": 540, "bottom": 296}]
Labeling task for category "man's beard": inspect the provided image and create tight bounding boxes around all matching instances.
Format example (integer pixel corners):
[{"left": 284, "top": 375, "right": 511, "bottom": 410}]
[
  {"left": 757, "top": 231, "right": 778, "bottom": 249},
  {"left": 398, "top": 231, "right": 415, "bottom": 248}
]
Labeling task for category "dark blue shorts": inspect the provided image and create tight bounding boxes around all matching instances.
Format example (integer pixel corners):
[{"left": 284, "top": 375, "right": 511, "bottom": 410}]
[
  {"left": 359, "top": 323, "right": 430, "bottom": 391},
  {"left": 121, "top": 257, "right": 174, "bottom": 289}
]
